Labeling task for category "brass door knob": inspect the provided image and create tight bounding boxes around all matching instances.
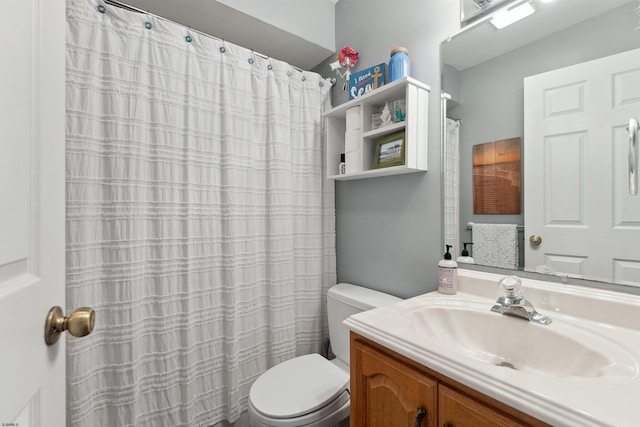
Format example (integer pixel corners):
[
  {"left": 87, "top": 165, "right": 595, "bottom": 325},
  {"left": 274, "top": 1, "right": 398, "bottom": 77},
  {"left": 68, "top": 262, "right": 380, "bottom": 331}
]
[
  {"left": 44, "top": 306, "right": 95, "bottom": 345},
  {"left": 529, "top": 235, "right": 542, "bottom": 246}
]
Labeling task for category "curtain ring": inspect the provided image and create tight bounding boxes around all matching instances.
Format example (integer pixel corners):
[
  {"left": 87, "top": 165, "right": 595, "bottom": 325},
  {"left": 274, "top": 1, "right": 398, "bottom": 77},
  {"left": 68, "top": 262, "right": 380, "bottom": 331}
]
[{"left": 144, "top": 11, "right": 152, "bottom": 30}]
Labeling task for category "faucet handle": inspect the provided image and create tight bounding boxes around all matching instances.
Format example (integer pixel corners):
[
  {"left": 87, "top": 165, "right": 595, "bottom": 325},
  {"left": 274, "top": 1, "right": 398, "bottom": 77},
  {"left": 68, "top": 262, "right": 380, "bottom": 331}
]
[{"left": 499, "top": 275, "right": 522, "bottom": 298}]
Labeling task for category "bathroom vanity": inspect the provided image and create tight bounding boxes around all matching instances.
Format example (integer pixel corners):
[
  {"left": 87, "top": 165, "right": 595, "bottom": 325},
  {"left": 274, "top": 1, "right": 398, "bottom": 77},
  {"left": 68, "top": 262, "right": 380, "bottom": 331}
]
[
  {"left": 351, "top": 333, "right": 547, "bottom": 426},
  {"left": 345, "top": 269, "right": 640, "bottom": 426}
]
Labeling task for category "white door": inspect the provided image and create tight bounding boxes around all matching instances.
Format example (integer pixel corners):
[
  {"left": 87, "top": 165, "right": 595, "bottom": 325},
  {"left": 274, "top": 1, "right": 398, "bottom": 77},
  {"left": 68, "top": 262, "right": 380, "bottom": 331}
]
[
  {"left": 524, "top": 48, "right": 640, "bottom": 285},
  {"left": 0, "top": 1, "right": 66, "bottom": 425}
]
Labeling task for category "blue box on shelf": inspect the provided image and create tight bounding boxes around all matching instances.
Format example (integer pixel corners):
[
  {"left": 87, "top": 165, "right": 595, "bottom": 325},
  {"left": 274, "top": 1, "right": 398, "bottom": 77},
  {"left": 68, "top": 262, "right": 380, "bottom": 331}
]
[{"left": 349, "top": 63, "right": 386, "bottom": 100}]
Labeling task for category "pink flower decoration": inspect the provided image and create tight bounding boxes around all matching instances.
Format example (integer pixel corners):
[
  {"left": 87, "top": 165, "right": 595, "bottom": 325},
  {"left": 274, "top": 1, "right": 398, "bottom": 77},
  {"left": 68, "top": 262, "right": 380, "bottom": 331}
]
[{"left": 339, "top": 46, "right": 358, "bottom": 68}]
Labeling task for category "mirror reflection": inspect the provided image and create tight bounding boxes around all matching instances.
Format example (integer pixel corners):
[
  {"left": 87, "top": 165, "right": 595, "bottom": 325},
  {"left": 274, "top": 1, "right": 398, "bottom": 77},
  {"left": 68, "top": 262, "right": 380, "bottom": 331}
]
[
  {"left": 442, "top": 0, "right": 640, "bottom": 287},
  {"left": 459, "top": 0, "right": 513, "bottom": 26}
]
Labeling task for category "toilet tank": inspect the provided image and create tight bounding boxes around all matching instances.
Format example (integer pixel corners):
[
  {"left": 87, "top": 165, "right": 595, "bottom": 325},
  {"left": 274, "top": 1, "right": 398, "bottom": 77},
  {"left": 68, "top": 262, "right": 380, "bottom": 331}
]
[{"left": 327, "top": 283, "right": 401, "bottom": 366}]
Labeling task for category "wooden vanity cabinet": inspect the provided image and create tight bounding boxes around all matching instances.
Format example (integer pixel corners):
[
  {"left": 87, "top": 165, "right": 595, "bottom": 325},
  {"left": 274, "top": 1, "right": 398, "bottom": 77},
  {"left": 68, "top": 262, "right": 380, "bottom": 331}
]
[
  {"left": 351, "top": 336, "right": 438, "bottom": 426},
  {"left": 438, "top": 385, "right": 529, "bottom": 427},
  {"left": 350, "top": 333, "right": 549, "bottom": 427}
]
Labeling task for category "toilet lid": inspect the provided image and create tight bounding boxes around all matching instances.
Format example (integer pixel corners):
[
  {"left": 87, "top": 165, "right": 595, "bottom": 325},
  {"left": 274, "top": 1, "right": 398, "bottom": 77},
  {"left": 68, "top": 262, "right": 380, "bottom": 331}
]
[{"left": 249, "top": 353, "right": 350, "bottom": 419}]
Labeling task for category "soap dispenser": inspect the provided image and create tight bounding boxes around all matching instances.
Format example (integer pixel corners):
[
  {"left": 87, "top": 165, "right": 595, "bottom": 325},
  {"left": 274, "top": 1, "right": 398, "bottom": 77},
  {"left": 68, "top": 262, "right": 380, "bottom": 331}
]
[
  {"left": 457, "top": 243, "right": 475, "bottom": 264},
  {"left": 438, "top": 244, "right": 458, "bottom": 295}
]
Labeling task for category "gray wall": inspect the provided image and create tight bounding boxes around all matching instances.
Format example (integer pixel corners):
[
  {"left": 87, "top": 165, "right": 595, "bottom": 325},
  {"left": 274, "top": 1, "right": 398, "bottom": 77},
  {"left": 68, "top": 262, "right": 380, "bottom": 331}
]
[
  {"left": 315, "top": 0, "right": 460, "bottom": 298},
  {"left": 447, "top": 3, "right": 640, "bottom": 260}
]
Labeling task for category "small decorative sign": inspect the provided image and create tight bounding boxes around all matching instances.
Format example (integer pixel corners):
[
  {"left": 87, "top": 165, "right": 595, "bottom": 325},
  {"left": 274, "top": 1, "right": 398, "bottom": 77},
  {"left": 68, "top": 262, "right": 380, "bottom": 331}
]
[
  {"left": 473, "top": 137, "right": 521, "bottom": 214},
  {"left": 349, "top": 63, "right": 386, "bottom": 100}
]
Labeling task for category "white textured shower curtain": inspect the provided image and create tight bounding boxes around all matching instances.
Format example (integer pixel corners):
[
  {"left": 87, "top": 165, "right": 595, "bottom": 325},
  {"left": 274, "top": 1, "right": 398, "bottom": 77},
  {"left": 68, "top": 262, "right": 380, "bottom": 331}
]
[
  {"left": 444, "top": 118, "right": 460, "bottom": 252},
  {"left": 65, "top": 1, "right": 335, "bottom": 426}
]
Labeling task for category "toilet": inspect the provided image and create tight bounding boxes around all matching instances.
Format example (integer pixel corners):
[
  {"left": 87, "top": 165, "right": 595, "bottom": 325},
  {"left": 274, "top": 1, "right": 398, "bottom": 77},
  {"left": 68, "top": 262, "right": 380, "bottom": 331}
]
[{"left": 248, "top": 283, "right": 401, "bottom": 427}]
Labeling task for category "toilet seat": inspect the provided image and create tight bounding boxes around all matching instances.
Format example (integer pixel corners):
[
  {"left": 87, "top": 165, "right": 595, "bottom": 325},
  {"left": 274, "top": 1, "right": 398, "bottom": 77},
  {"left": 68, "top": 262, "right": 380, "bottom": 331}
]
[
  {"left": 248, "top": 390, "right": 349, "bottom": 427},
  {"left": 249, "top": 353, "right": 350, "bottom": 426}
]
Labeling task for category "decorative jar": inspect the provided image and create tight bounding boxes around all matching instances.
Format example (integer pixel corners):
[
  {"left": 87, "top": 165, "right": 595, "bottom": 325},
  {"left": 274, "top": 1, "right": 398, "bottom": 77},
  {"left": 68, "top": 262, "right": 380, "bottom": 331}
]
[{"left": 388, "top": 47, "right": 410, "bottom": 82}]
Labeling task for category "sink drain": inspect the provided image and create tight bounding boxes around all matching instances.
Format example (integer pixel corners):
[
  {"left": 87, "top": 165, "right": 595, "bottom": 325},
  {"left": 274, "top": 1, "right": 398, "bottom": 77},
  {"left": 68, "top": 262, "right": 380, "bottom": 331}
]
[{"left": 496, "top": 361, "right": 517, "bottom": 370}]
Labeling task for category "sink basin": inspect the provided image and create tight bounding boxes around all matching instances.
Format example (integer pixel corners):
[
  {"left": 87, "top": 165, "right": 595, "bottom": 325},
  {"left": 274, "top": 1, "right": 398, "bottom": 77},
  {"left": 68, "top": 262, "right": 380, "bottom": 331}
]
[
  {"left": 407, "top": 300, "right": 637, "bottom": 379},
  {"left": 344, "top": 270, "right": 640, "bottom": 426}
]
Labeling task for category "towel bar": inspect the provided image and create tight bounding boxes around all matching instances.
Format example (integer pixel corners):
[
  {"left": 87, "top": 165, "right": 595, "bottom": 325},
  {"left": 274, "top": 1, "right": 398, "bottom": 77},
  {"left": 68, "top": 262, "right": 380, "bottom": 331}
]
[{"left": 467, "top": 222, "right": 524, "bottom": 231}]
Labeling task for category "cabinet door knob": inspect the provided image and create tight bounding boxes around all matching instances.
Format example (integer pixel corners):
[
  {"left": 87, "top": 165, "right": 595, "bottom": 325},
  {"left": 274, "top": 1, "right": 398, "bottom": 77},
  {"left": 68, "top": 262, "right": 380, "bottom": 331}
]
[{"left": 414, "top": 407, "right": 427, "bottom": 427}]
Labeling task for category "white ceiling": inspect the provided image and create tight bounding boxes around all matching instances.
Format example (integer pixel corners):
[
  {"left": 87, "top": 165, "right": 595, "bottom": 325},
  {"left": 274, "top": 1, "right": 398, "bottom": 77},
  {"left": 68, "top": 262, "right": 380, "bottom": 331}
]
[{"left": 120, "top": 0, "right": 335, "bottom": 70}]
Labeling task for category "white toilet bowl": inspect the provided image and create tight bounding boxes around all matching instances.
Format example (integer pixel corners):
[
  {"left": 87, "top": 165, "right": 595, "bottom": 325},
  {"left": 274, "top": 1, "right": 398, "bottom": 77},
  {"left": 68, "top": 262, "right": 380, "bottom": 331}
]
[
  {"left": 247, "top": 283, "right": 401, "bottom": 427},
  {"left": 248, "top": 354, "right": 350, "bottom": 427}
]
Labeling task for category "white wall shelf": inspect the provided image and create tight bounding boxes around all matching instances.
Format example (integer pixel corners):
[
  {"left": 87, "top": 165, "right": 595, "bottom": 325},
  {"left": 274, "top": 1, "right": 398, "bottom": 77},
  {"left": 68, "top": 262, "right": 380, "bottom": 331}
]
[{"left": 324, "top": 76, "right": 430, "bottom": 181}]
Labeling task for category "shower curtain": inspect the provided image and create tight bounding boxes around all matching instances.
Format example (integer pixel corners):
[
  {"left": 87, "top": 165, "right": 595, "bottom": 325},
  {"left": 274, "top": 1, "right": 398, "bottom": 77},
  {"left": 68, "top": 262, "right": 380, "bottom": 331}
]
[
  {"left": 444, "top": 118, "right": 460, "bottom": 253},
  {"left": 65, "top": 1, "right": 335, "bottom": 426}
]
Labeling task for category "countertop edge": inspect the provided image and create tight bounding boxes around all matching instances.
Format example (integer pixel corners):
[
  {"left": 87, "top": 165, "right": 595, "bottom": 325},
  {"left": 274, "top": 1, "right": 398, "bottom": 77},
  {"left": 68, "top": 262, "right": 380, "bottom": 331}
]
[{"left": 344, "top": 315, "right": 606, "bottom": 427}]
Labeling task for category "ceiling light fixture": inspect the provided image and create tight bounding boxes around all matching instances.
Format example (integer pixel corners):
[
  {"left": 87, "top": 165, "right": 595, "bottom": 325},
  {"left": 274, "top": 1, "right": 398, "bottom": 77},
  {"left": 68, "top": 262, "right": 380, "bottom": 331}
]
[{"left": 490, "top": 2, "right": 536, "bottom": 29}]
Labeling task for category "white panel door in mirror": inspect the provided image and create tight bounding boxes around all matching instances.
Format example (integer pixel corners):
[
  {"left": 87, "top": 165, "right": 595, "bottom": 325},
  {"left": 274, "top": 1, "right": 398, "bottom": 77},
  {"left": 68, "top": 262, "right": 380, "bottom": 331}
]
[
  {"left": 543, "top": 82, "right": 585, "bottom": 118},
  {"left": 543, "top": 132, "right": 585, "bottom": 225},
  {"left": 544, "top": 254, "right": 587, "bottom": 278},
  {"left": 613, "top": 259, "right": 640, "bottom": 286},
  {"left": 613, "top": 67, "right": 640, "bottom": 108},
  {"left": 525, "top": 48, "right": 640, "bottom": 286}
]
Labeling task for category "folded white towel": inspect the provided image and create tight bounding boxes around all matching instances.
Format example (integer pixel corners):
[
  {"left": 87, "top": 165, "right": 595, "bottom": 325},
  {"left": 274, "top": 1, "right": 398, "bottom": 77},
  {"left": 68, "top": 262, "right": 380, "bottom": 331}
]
[{"left": 472, "top": 223, "right": 519, "bottom": 269}]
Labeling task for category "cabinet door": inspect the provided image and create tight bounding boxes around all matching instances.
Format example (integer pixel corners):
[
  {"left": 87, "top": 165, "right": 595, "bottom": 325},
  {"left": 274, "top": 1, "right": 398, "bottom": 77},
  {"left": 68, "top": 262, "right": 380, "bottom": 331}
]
[
  {"left": 351, "top": 340, "right": 437, "bottom": 427},
  {"left": 439, "top": 385, "right": 529, "bottom": 427}
]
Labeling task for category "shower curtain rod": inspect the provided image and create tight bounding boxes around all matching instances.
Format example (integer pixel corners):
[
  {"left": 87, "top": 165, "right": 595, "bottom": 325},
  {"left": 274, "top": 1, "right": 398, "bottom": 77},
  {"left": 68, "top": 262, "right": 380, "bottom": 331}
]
[{"left": 103, "top": 0, "right": 336, "bottom": 85}]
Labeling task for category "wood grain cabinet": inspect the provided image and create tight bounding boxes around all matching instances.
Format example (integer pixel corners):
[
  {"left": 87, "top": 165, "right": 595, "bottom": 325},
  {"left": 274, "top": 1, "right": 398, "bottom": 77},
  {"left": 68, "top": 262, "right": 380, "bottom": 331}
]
[
  {"left": 350, "top": 333, "right": 549, "bottom": 427},
  {"left": 438, "top": 385, "right": 529, "bottom": 427},
  {"left": 351, "top": 337, "right": 437, "bottom": 427}
]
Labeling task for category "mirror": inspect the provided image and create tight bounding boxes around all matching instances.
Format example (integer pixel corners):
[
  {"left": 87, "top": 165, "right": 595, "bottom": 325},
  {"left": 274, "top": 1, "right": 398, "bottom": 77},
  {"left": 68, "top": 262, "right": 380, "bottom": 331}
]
[
  {"left": 441, "top": 0, "right": 640, "bottom": 289},
  {"left": 460, "top": 0, "right": 513, "bottom": 26}
]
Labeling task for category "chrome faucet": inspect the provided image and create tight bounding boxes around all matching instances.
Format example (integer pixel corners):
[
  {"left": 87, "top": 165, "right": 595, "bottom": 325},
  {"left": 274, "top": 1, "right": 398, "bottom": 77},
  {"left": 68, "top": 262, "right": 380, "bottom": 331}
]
[{"left": 491, "top": 276, "right": 552, "bottom": 325}]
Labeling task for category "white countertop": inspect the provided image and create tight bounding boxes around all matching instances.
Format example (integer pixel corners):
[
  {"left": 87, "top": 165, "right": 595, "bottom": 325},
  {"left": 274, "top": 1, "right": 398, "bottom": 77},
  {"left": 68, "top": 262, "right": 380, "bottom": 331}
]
[{"left": 343, "top": 269, "right": 640, "bottom": 427}]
